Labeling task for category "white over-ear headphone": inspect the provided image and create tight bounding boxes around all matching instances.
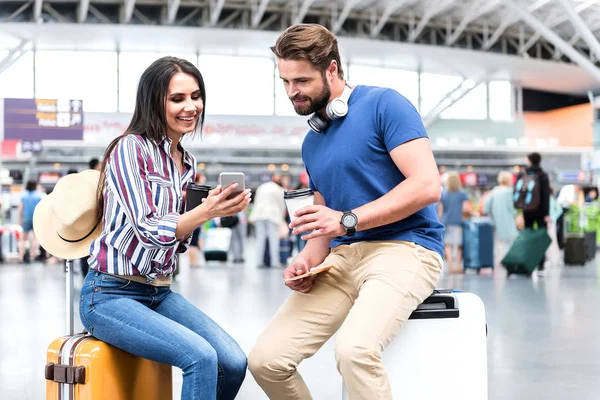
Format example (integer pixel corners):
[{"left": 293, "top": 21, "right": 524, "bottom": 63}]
[{"left": 307, "top": 85, "right": 353, "bottom": 133}]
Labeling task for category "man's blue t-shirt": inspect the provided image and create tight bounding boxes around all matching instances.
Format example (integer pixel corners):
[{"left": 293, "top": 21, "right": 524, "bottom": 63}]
[
  {"left": 440, "top": 190, "right": 469, "bottom": 226},
  {"left": 301, "top": 85, "right": 445, "bottom": 258}
]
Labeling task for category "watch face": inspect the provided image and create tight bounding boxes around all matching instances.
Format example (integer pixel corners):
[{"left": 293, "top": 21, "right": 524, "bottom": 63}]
[{"left": 342, "top": 213, "right": 357, "bottom": 227}]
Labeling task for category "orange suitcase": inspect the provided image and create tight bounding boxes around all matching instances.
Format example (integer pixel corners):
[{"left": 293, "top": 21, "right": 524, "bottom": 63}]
[{"left": 45, "top": 260, "right": 172, "bottom": 399}]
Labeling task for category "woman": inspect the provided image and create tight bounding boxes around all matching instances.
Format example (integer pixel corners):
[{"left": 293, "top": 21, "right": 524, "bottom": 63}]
[
  {"left": 79, "top": 57, "right": 251, "bottom": 400},
  {"left": 438, "top": 171, "right": 471, "bottom": 273},
  {"left": 546, "top": 186, "right": 563, "bottom": 265},
  {"left": 484, "top": 171, "right": 518, "bottom": 267}
]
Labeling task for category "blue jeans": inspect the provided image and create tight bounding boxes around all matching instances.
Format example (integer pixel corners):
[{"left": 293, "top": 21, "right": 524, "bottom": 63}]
[{"left": 80, "top": 270, "right": 247, "bottom": 400}]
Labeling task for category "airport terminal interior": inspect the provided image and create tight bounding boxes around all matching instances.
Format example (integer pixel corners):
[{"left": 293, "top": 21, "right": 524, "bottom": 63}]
[{"left": 2, "top": 0, "right": 600, "bottom": 399}]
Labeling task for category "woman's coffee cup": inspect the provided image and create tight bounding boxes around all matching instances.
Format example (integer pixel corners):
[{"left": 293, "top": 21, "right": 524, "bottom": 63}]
[
  {"left": 284, "top": 189, "right": 314, "bottom": 222},
  {"left": 186, "top": 184, "right": 212, "bottom": 211}
]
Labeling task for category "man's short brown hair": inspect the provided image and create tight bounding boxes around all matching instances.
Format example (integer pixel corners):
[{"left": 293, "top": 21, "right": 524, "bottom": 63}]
[{"left": 271, "top": 23, "right": 344, "bottom": 79}]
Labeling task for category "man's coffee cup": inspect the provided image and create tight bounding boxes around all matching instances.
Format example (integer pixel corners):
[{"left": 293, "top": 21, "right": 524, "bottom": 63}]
[{"left": 284, "top": 189, "right": 314, "bottom": 222}]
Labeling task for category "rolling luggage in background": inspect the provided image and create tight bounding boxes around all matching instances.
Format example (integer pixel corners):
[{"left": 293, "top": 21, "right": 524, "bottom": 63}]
[
  {"left": 564, "top": 234, "right": 587, "bottom": 265},
  {"left": 585, "top": 231, "right": 596, "bottom": 261},
  {"left": 462, "top": 218, "right": 494, "bottom": 272},
  {"left": 0, "top": 225, "right": 20, "bottom": 262},
  {"left": 263, "top": 238, "right": 293, "bottom": 267},
  {"left": 563, "top": 210, "right": 595, "bottom": 265},
  {"left": 204, "top": 227, "right": 232, "bottom": 261},
  {"left": 45, "top": 260, "right": 172, "bottom": 399},
  {"left": 502, "top": 228, "right": 551, "bottom": 276},
  {"left": 342, "top": 291, "right": 488, "bottom": 400}
]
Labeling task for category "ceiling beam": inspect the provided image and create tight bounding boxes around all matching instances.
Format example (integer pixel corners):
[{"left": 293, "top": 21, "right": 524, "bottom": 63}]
[
  {"left": 88, "top": 4, "right": 111, "bottom": 24},
  {"left": 177, "top": 7, "right": 200, "bottom": 25},
  {"left": 447, "top": 0, "right": 501, "bottom": 46},
  {"left": 504, "top": 0, "right": 600, "bottom": 83},
  {"left": 408, "top": 0, "right": 453, "bottom": 42},
  {"left": 423, "top": 79, "right": 485, "bottom": 128},
  {"left": 33, "top": 0, "right": 43, "bottom": 22},
  {"left": 481, "top": 0, "right": 552, "bottom": 50},
  {"left": 120, "top": 0, "right": 136, "bottom": 23},
  {"left": 332, "top": 0, "right": 361, "bottom": 34},
  {"left": 216, "top": 9, "right": 241, "bottom": 28},
  {"left": 2, "top": 1, "right": 32, "bottom": 23},
  {"left": 258, "top": 13, "right": 279, "bottom": 30},
  {"left": 517, "top": 0, "right": 599, "bottom": 54},
  {"left": 77, "top": 0, "right": 90, "bottom": 23},
  {"left": 251, "top": 0, "right": 271, "bottom": 28},
  {"left": 370, "top": 0, "right": 413, "bottom": 38},
  {"left": 209, "top": 0, "right": 227, "bottom": 26},
  {"left": 556, "top": 0, "right": 600, "bottom": 60},
  {"left": 293, "top": 0, "right": 315, "bottom": 24},
  {"left": 0, "top": 39, "right": 30, "bottom": 75},
  {"left": 165, "top": 0, "right": 181, "bottom": 25},
  {"left": 42, "top": 3, "right": 67, "bottom": 22}
]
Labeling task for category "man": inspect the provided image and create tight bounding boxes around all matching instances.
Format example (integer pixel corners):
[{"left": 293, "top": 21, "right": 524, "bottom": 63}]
[
  {"left": 248, "top": 24, "right": 444, "bottom": 400},
  {"left": 518, "top": 152, "right": 551, "bottom": 273},
  {"left": 249, "top": 174, "right": 286, "bottom": 268},
  {"left": 556, "top": 183, "right": 581, "bottom": 249}
]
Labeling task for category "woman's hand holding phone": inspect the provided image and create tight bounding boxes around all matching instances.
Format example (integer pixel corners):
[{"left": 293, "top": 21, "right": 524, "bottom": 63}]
[{"left": 201, "top": 183, "right": 251, "bottom": 219}]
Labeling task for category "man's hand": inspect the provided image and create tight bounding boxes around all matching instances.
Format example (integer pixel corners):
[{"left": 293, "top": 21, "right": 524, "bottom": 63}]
[
  {"left": 289, "top": 205, "right": 345, "bottom": 240},
  {"left": 283, "top": 256, "right": 316, "bottom": 293},
  {"left": 544, "top": 216, "right": 551, "bottom": 224}
]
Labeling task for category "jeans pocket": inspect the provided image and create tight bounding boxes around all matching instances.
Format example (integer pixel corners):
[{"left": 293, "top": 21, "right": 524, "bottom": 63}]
[{"left": 98, "top": 274, "right": 132, "bottom": 293}]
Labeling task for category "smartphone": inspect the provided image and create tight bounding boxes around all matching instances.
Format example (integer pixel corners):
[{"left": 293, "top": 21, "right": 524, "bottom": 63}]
[{"left": 219, "top": 172, "right": 245, "bottom": 200}]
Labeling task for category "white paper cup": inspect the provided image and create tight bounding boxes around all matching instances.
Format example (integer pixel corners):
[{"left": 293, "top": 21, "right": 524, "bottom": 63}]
[{"left": 284, "top": 189, "right": 314, "bottom": 222}]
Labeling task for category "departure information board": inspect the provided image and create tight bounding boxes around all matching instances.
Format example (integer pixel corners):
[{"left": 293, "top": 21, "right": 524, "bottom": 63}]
[{"left": 3, "top": 98, "right": 83, "bottom": 140}]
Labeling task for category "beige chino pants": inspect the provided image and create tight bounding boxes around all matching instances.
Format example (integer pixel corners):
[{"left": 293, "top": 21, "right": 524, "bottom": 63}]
[{"left": 248, "top": 240, "right": 443, "bottom": 400}]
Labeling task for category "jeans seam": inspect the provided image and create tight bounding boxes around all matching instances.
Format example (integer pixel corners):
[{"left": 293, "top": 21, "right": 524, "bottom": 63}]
[
  {"left": 89, "top": 306, "right": 203, "bottom": 373},
  {"left": 216, "top": 362, "right": 224, "bottom": 397},
  {"left": 80, "top": 294, "right": 93, "bottom": 334}
]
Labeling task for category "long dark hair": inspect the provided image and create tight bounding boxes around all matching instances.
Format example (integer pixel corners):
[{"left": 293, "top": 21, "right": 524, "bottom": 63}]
[{"left": 95, "top": 56, "right": 206, "bottom": 221}]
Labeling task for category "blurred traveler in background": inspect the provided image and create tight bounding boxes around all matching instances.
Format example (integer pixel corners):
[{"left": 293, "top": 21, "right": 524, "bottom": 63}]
[
  {"left": 484, "top": 171, "right": 518, "bottom": 267},
  {"left": 557, "top": 183, "right": 581, "bottom": 249},
  {"left": 547, "top": 186, "right": 563, "bottom": 266},
  {"left": 89, "top": 158, "right": 101, "bottom": 171},
  {"left": 516, "top": 152, "right": 550, "bottom": 274},
  {"left": 250, "top": 174, "right": 286, "bottom": 268},
  {"left": 18, "top": 180, "right": 43, "bottom": 263},
  {"left": 585, "top": 188, "right": 598, "bottom": 203},
  {"left": 438, "top": 171, "right": 472, "bottom": 273}
]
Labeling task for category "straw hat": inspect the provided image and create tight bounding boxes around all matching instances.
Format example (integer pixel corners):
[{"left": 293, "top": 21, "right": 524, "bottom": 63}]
[{"left": 33, "top": 169, "right": 102, "bottom": 260}]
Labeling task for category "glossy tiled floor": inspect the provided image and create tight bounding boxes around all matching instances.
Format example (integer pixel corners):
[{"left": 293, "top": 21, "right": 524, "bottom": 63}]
[{"left": 2, "top": 244, "right": 600, "bottom": 399}]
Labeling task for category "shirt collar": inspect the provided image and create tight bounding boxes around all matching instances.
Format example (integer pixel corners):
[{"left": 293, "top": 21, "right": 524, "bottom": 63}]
[{"left": 158, "top": 136, "right": 193, "bottom": 170}]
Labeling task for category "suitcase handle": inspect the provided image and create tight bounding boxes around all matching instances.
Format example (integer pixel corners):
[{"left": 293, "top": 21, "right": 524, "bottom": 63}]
[
  {"left": 65, "top": 259, "right": 74, "bottom": 335},
  {"left": 45, "top": 362, "right": 86, "bottom": 384},
  {"left": 409, "top": 294, "right": 459, "bottom": 320}
]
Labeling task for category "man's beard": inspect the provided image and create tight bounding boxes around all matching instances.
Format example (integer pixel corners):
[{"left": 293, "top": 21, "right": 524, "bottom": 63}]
[{"left": 290, "top": 79, "right": 331, "bottom": 116}]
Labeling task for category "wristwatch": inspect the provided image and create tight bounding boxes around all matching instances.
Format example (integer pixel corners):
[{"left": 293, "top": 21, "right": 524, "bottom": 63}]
[{"left": 340, "top": 211, "right": 358, "bottom": 237}]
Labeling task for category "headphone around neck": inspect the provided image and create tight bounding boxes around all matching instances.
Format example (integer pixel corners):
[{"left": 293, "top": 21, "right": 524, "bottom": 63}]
[{"left": 307, "top": 84, "right": 353, "bottom": 134}]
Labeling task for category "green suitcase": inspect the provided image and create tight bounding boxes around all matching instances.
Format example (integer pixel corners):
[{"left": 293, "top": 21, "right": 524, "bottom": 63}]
[{"left": 502, "top": 228, "right": 551, "bottom": 276}]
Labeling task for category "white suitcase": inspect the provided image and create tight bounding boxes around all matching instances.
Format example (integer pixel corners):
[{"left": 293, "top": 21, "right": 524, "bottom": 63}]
[
  {"left": 343, "top": 291, "right": 487, "bottom": 400},
  {"left": 203, "top": 227, "right": 232, "bottom": 261}
]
